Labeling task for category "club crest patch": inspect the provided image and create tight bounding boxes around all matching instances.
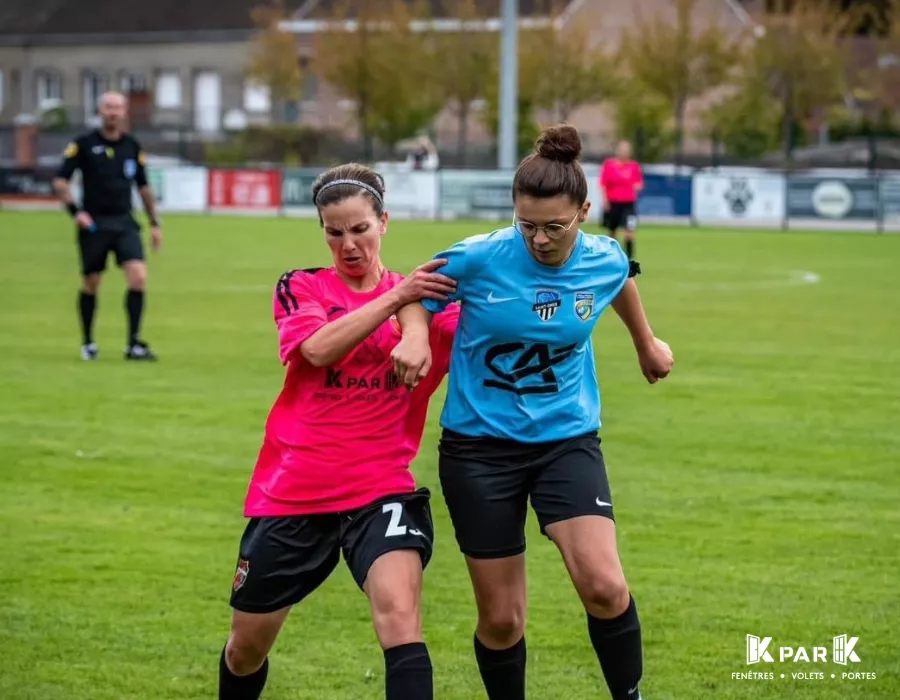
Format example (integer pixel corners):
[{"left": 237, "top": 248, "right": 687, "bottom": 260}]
[
  {"left": 533, "top": 289, "right": 561, "bottom": 321},
  {"left": 233, "top": 559, "right": 250, "bottom": 592},
  {"left": 123, "top": 158, "right": 137, "bottom": 179},
  {"left": 574, "top": 292, "right": 594, "bottom": 321}
]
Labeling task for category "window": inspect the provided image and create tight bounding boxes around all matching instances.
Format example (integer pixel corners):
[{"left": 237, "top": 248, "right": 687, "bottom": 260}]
[
  {"left": 243, "top": 80, "right": 271, "bottom": 113},
  {"left": 155, "top": 72, "right": 182, "bottom": 108},
  {"left": 83, "top": 71, "right": 109, "bottom": 121},
  {"left": 121, "top": 72, "right": 148, "bottom": 93},
  {"left": 36, "top": 71, "right": 62, "bottom": 106}
]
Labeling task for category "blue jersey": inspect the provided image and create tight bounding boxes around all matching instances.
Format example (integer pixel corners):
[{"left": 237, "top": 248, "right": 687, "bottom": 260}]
[{"left": 422, "top": 227, "right": 630, "bottom": 443}]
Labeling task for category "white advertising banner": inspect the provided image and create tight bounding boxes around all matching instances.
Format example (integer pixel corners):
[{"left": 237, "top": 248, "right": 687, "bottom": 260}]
[
  {"left": 148, "top": 166, "right": 208, "bottom": 212},
  {"left": 692, "top": 173, "right": 786, "bottom": 226},
  {"left": 381, "top": 170, "right": 439, "bottom": 219}
]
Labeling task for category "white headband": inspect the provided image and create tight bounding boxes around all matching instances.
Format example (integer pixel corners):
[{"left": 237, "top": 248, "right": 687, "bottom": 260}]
[{"left": 315, "top": 178, "right": 383, "bottom": 205}]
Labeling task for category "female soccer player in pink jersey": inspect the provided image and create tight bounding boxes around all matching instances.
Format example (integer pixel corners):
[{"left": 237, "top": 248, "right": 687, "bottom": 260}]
[
  {"left": 218, "top": 164, "right": 460, "bottom": 700},
  {"left": 600, "top": 139, "right": 643, "bottom": 260}
]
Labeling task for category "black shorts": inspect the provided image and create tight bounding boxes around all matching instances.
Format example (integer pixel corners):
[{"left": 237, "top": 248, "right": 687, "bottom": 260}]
[
  {"left": 438, "top": 430, "right": 614, "bottom": 559},
  {"left": 77, "top": 214, "right": 144, "bottom": 275},
  {"left": 603, "top": 202, "right": 638, "bottom": 233},
  {"left": 229, "top": 488, "right": 434, "bottom": 614}
]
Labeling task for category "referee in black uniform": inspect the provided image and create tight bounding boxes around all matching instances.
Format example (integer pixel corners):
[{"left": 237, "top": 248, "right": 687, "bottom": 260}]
[{"left": 53, "top": 91, "right": 162, "bottom": 361}]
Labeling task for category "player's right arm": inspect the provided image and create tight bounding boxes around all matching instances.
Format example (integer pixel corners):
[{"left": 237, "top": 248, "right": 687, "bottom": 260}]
[
  {"left": 52, "top": 138, "right": 92, "bottom": 229},
  {"left": 277, "top": 263, "right": 455, "bottom": 368}
]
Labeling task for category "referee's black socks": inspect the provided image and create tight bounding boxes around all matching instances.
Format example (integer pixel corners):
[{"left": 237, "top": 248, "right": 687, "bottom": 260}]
[
  {"left": 125, "top": 289, "right": 144, "bottom": 345},
  {"left": 384, "top": 641, "right": 433, "bottom": 699},
  {"left": 588, "top": 595, "right": 643, "bottom": 700},
  {"left": 474, "top": 634, "right": 526, "bottom": 700},
  {"left": 218, "top": 647, "right": 268, "bottom": 700},
  {"left": 625, "top": 238, "right": 635, "bottom": 260},
  {"left": 78, "top": 291, "right": 96, "bottom": 345}
]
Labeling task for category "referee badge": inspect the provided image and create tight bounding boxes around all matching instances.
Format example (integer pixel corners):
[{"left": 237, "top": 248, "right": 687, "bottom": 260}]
[
  {"left": 574, "top": 292, "right": 594, "bottom": 321},
  {"left": 533, "top": 289, "right": 561, "bottom": 321},
  {"left": 123, "top": 159, "right": 137, "bottom": 179}
]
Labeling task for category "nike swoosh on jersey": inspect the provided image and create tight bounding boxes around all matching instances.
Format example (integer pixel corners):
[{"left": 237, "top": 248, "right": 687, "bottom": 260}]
[{"left": 487, "top": 291, "right": 518, "bottom": 303}]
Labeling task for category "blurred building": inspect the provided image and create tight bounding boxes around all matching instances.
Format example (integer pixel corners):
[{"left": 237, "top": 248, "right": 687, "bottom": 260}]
[{"left": 6, "top": 0, "right": 882, "bottom": 165}]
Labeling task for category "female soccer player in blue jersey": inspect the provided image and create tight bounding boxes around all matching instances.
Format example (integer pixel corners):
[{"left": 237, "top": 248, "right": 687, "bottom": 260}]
[{"left": 391, "top": 124, "right": 673, "bottom": 700}]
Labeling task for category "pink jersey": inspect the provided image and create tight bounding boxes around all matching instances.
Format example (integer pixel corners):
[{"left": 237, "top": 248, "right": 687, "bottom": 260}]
[
  {"left": 600, "top": 159, "right": 643, "bottom": 204},
  {"left": 244, "top": 267, "right": 459, "bottom": 517}
]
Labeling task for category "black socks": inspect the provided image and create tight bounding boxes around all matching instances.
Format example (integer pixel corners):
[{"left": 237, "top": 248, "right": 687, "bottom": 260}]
[
  {"left": 125, "top": 289, "right": 144, "bottom": 345},
  {"left": 218, "top": 647, "right": 268, "bottom": 700},
  {"left": 587, "top": 596, "right": 643, "bottom": 700},
  {"left": 473, "top": 634, "right": 527, "bottom": 700},
  {"left": 384, "top": 642, "right": 433, "bottom": 699},
  {"left": 78, "top": 291, "right": 96, "bottom": 344}
]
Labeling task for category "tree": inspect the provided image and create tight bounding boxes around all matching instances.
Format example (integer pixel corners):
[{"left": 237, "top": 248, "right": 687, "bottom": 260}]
[
  {"left": 610, "top": 82, "right": 674, "bottom": 163},
  {"left": 246, "top": 0, "right": 303, "bottom": 108},
  {"left": 619, "top": 0, "right": 739, "bottom": 164},
  {"left": 366, "top": 1, "right": 443, "bottom": 152},
  {"left": 847, "top": 0, "right": 900, "bottom": 123},
  {"left": 703, "top": 76, "right": 782, "bottom": 158},
  {"left": 429, "top": 0, "right": 497, "bottom": 164},
  {"left": 313, "top": 0, "right": 441, "bottom": 158},
  {"left": 523, "top": 4, "right": 619, "bottom": 123},
  {"left": 747, "top": 0, "right": 855, "bottom": 161},
  {"left": 480, "top": 44, "right": 542, "bottom": 160}
]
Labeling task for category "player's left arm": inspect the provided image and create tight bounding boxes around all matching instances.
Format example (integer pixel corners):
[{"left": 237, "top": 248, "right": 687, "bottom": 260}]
[
  {"left": 133, "top": 141, "right": 162, "bottom": 251},
  {"left": 393, "top": 242, "right": 468, "bottom": 389},
  {"left": 609, "top": 254, "right": 673, "bottom": 384},
  {"left": 633, "top": 163, "right": 644, "bottom": 193}
]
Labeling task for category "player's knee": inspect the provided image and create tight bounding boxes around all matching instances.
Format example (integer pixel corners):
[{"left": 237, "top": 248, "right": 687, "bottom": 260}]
[
  {"left": 225, "top": 632, "right": 269, "bottom": 676},
  {"left": 126, "top": 266, "right": 147, "bottom": 290},
  {"left": 477, "top": 603, "right": 526, "bottom": 646},
  {"left": 577, "top": 571, "right": 630, "bottom": 617},
  {"left": 371, "top": 593, "right": 421, "bottom": 648},
  {"left": 82, "top": 274, "right": 101, "bottom": 294}
]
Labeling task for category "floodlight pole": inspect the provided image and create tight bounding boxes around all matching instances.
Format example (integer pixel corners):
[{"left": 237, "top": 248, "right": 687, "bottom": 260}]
[{"left": 498, "top": 0, "right": 518, "bottom": 170}]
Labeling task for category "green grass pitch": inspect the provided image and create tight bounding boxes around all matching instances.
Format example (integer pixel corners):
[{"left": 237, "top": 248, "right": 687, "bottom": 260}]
[{"left": 1, "top": 210, "right": 898, "bottom": 699}]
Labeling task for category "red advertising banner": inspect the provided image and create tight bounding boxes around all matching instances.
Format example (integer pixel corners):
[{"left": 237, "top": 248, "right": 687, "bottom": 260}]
[{"left": 208, "top": 169, "right": 282, "bottom": 211}]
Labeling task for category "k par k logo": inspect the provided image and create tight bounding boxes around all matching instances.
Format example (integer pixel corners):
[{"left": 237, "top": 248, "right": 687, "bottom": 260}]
[{"left": 746, "top": 634, "right": 860, "bottom": 665}]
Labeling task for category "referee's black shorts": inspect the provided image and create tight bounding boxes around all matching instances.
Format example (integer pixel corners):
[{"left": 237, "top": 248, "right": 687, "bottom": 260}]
[
  {"left": 602, "top": 202, "right": 638, "bottom": 233},
  {"left": 77, "top": 214, "right": 144, "bottom": 275},
  {"left": 438, "top": 429, "right": 614, "bottom": 559}
]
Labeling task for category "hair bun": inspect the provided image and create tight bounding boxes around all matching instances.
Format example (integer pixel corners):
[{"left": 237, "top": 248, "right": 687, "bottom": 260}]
[{"left": 535, "top": 124, "right": 582, "bottom": 163}]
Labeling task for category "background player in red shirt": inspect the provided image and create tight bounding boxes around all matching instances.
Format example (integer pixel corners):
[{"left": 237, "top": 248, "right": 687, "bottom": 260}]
[
  {"left": 600, "top": 140, "right": 643, "bottom": 260},
  {"left": 217, "top": 163, "right": 460, "bottom": 700}
]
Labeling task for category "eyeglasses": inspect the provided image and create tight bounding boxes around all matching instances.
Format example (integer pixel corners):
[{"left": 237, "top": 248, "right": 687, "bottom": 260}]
[{"left": 513, "top": 211, "right": 580, "bottom": 240}]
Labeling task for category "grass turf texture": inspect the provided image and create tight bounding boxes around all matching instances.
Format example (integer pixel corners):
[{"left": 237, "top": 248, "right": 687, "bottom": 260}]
[{"left": 1, "top": 210, "right": 898, "bottom": 700}]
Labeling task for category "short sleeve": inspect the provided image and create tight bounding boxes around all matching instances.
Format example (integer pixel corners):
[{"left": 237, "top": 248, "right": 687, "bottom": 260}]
[
  {"left": 421, "top": 240, "right": 469, "bottom": 314},
  {"left": 56, "top": 139, "right": 81, "bottom": 180},
  {"left": 134, "top": 142, "right": 148, "bottom": 188},
  {"left": 273, "top": 270, "right": 329, "bottom": 365}
]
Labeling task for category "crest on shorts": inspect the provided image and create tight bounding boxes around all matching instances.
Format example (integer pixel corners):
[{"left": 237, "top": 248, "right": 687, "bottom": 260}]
[
  {"left": 232, "top": 559, "right": 250, "bottom": 592},
  {"left": 574, "top": 292, "right": 594, "bottom": 321},
  {"left": 123, "top": 159, "right": 137, "bottom": 179},
  {"left": 533, "top": 289, "right": 561, "bottom": 321}
]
